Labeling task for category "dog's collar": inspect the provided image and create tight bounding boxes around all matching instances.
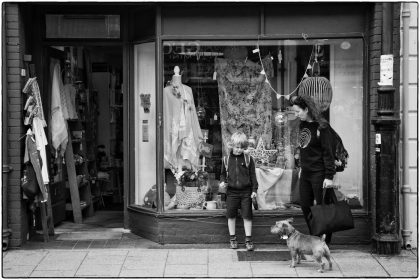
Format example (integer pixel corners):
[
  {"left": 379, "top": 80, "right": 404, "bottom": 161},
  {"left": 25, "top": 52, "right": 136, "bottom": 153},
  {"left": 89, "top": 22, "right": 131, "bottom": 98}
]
[{"left": 287, "top": 229, "right": 297, "bottom": 238}]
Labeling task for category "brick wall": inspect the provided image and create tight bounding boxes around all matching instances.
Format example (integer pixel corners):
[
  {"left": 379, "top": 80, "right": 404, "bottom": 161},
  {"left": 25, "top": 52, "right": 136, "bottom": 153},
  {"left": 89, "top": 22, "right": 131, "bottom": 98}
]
[{"left": 4, "top": 3, "right": 27, "bottom": 247}]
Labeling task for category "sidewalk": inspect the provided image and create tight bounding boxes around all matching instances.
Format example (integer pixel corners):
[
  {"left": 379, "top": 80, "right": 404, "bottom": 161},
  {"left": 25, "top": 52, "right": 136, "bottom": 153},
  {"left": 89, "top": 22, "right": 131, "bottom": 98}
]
[{"left": 2, "top": 237, "right": 418, "bottom": 278}]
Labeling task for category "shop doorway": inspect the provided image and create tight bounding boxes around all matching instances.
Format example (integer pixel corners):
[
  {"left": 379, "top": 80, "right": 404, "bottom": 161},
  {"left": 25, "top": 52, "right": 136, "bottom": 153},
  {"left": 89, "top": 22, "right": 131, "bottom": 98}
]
[{"left": 41, "top": 45, "right": 124, "bottom": 239}]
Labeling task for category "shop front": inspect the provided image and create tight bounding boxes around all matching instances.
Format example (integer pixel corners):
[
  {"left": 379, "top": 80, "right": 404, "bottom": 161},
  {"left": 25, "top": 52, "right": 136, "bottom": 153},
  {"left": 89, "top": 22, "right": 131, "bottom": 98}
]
[
  {"left": 3, "top": 2, "right": 403, "bottom": 247},
  {"left": 128, "top": 3, "right": 373, "bottom": 244}
]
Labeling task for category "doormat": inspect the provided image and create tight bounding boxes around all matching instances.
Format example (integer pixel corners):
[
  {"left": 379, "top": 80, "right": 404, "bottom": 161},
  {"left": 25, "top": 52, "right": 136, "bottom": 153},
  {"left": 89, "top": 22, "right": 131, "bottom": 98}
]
[{"left": 237, "top": 250, "right": 290, "bottom": 261}]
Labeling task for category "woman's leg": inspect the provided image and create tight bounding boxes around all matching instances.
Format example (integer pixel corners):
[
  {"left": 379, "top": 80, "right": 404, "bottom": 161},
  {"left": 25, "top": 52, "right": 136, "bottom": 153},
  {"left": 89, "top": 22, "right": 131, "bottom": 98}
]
[
  {"left": 299, "top": 172, "right": 315, "bottom": 234},
  {"left": 311, "top": 173, "right": 333, "bottom": 244}
]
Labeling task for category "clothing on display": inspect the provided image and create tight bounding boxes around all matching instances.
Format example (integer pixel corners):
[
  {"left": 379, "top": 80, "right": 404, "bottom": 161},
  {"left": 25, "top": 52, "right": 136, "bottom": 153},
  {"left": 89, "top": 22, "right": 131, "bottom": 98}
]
[
  {"left": 50, "top": 60, "right": 69, "bottom": 156},
  {"left": 63, "top": 83, "right": 78, "bottom": 120},
  {"left": 22, "top": 77, "right": 50, "bottom": 184},
  {"left": 22, "top": 77, "right": 47, "bottom": 127},
  {"left": 163, "top": 68, "right": 203, "bottom": 170},
  {"left": 24, "top": 129, "right": 48, "bottom": 202},
  {"left": 215, "top": 56, "right": 273, "bottom": 157}
]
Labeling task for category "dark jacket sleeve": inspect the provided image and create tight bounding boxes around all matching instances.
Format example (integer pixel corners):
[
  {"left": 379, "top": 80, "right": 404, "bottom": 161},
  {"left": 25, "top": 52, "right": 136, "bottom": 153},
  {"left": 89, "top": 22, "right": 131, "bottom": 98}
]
[
  {"left": 249, "top": 156, "right": 258, "bottom": 193},
  {"left": 319, "top": 126, "right": 336, "bottom": 180},
  {"left": 220, "top": 157, "right": 227, "bottom": 183}
]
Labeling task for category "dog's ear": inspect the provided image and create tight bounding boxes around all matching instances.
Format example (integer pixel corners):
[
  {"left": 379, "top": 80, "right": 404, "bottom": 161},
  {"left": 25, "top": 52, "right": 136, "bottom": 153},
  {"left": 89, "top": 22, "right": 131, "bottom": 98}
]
[{"left": 286, "top": 217, "right": 294, "bottom": 223}]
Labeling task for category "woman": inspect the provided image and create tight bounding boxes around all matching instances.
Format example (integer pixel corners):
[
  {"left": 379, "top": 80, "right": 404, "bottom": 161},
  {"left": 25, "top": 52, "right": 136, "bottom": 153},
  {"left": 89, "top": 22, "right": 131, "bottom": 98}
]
[{"left": 291, "top": 95, "right": 336, "bottom": 244}]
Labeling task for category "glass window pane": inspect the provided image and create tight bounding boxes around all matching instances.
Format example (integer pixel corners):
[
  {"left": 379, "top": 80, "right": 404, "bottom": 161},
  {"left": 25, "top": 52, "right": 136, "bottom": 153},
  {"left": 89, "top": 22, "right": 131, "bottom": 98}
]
[
  {"left": 46, "top": 14, "right": 120, "bottom": 39},
  {"left": 134, "top": 42, "right": 157, "bottom": 209},
  {"left": 163, "top": 39, "right": 364, "bottom": 212}
]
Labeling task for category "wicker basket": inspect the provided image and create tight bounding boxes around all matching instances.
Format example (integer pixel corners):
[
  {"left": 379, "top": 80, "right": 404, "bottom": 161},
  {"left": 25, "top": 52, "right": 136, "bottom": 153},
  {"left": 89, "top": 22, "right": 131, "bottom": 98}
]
[{"left": 176, "top": 183, "right": 205, "bottom": 208}]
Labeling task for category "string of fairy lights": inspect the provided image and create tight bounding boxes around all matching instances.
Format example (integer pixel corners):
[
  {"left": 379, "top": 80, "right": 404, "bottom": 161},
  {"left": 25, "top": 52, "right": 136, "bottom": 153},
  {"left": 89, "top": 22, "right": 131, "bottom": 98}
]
[{"left": 254, "top": 36, "right": 318, "bottom": 100}]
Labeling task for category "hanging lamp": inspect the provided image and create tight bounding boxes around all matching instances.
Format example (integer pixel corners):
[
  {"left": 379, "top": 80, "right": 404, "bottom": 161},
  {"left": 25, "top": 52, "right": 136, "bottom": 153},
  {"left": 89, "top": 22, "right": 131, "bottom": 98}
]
[{"left": 298, "top": 46, "right": 333, "bottom": 112}]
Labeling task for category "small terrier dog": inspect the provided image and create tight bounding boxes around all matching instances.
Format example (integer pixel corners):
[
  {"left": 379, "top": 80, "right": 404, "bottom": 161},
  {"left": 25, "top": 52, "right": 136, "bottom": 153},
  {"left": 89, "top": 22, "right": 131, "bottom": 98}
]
[{"left": 270, "top": 218, "right": 332, "bottom": 273}]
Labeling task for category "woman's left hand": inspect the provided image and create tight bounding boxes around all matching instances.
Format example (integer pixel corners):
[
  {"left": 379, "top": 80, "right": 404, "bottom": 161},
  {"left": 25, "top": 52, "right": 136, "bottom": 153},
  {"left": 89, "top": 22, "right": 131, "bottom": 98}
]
[
  {"left": 323, "top": 179, "right": 334, "bottom": 188},
  {"left": 250, "top": 192, "right": 257, "bottom": 198}
]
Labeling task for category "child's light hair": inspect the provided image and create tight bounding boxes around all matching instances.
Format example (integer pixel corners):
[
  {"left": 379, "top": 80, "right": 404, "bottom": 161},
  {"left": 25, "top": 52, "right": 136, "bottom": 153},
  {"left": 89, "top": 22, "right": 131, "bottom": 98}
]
[{"left": 230, "top": 132, "right": 248, "bottom": 149}]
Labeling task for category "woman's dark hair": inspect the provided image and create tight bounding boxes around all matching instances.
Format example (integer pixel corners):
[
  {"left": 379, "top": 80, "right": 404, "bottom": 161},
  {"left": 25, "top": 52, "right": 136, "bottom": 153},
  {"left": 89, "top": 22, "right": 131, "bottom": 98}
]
[{"left": 291, "top": 95, "right": 329, "bottom": 128}]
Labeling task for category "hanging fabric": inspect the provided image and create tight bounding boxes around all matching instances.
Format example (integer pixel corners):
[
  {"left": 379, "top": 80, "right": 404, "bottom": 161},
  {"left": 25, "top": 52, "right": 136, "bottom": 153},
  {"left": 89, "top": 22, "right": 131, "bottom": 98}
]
[
  {"left": 24, "top": 129, "right": 48, "bottom": 202},
  {"left": 163, "top": 83, "right": 203, "bottom": 170},
  {"left": 22, "top": 77, "right": 47, "bottom": 127},
  {"left": 50, "top": 60, "right": 68, "bottom": 156},
  {"left": 215, "top": 54, "right": 274, "bottom": 156}
]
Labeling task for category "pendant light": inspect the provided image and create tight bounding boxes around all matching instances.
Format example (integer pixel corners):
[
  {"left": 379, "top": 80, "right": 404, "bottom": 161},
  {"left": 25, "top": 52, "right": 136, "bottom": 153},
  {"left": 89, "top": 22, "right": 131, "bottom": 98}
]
[{"left": 298, "top": 45, "right": 333, "bottom": 112}]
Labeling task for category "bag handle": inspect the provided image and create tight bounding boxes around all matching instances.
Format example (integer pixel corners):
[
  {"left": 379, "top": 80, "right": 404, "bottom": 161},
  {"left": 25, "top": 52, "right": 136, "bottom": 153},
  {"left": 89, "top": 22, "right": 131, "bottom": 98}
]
[{"left": 321, "top": 188, "right": 338, "bottom": 205}]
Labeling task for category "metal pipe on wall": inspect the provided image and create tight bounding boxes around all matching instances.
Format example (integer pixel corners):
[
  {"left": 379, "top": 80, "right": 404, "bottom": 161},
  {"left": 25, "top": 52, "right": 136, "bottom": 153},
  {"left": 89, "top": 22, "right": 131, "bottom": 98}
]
[{"left": 401, "top": 2, "right": 413, "bottom": 250}]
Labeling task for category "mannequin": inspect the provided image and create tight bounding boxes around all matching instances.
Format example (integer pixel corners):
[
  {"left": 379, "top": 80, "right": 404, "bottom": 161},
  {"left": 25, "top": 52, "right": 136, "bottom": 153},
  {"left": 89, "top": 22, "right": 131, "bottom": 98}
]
[{"left": 163, "top": 66, "right": 203, "bottom": 171}]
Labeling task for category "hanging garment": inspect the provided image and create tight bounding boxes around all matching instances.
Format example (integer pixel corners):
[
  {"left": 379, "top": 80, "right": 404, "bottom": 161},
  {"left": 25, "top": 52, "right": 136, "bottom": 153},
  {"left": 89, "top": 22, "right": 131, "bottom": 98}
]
[
  {"left": 22, "top": 77, "right": 47, "bottom": 127},
  {"left": 215, "top": 56, "right": 273, "bottom": 156},
  {"left": 24, "top": 129, "right": 48, "bottom": 202},
  {"left": 163, "top": 84, "right": 203, "bottom": 170},
  {"left": 50, "top": 61, "right": 68, "bottom": 155},
  {"left": 63, "top": 83, "right": 78, "bottom": 120},
  {"left": 32, "top": 117, "right": 49, "bottom": 184}
]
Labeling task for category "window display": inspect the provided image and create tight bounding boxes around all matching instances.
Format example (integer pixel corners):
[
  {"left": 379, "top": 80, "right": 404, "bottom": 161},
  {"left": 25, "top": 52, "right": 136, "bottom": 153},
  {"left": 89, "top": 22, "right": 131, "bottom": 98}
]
[{"left": 156, "top": 39, "right": 364, "bottom": 212}]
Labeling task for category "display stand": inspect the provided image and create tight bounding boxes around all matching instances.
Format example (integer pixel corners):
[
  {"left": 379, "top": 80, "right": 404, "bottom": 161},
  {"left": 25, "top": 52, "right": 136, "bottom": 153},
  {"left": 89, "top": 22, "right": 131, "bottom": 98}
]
[{"left": 65, "top": 124, "right": 94, "bottom": 223}]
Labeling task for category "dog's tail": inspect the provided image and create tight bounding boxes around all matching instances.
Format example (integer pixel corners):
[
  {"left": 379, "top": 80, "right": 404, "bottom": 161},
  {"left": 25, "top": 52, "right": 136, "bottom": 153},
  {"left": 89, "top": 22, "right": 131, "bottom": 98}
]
[{"left": 321, "top": 234, "right": 326, "bottom": 242}]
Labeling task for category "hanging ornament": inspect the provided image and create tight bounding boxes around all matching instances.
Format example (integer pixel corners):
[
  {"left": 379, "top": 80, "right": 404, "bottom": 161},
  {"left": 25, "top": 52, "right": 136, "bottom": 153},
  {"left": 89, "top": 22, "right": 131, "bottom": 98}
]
[
  {"left": 298, "top": 46, "right": 333, "bottom": 112},
  {"left": 274, "top": 111, "right": 288, "bottom": 127},
  {"left": 197, "top": 106, "right": 206, "bottom": 121}
]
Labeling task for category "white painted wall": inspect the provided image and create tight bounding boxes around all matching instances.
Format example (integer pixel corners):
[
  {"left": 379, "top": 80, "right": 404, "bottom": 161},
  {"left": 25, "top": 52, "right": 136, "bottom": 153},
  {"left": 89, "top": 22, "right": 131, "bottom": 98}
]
[
  {"left": 400, "top": 2, "right": 418, "bottom": 248},
  {"left": 134, "top": 42, "right": 157, "bottom": 205}
]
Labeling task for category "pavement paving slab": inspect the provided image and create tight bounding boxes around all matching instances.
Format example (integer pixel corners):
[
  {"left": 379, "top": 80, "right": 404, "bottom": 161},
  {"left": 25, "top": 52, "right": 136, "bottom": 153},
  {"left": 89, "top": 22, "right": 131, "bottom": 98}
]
[
  {"left": 208, "top": 249, "right": 237, "bottom": 263},
  {"left": 30, "top": 269, "right": 77, "bottom": 277},
  {"left": 2, "top": 251, "right": 47, "bottom": 266},
  {"left": 373, "top": 252, "right": 418, "bottom": 277},
  {"left": 3, "top": 265, "right": 36, "bottom": 277},
  {"left": 166, "top": 249, "right": 208, "bottom": 265},
  {"left": 119, "top": 267, "right": 165, "bottom": 277},
  {"left": 208, "top": 262, "right": 252, "bottom": 277},
  {"left": 164, "top": 264, "right": 207, "bottom": 277},
  {"left": 123, "top": 258, "right": 166, "bottom": 270},
  {"left": 332, "top": 253, "right": 390, "bottom": 277},
  {"left": 250, "top": 261, "right": 298, "bottom": 277},
  {"left": 75, "top": 263, "right": 123, "bottom": 277}
]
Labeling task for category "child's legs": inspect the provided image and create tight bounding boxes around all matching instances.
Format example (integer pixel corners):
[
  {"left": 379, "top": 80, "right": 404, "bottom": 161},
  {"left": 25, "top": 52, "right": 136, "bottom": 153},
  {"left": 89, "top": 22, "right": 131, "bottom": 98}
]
[
  {"left": 228, "top": 218, "right": 236, "bottom": 235},
  {"left": 240, "top": 192, "right": 253, "bottom": 237},
  {"left": 243, "top": 219, "right": 252, "bottom": 236}
]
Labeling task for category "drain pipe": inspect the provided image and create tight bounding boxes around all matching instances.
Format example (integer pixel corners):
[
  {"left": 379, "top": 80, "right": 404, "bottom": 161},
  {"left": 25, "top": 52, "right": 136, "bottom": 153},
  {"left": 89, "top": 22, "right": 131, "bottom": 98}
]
[{"left": 401, "top": 3, "right": 413, "bottom": 250}]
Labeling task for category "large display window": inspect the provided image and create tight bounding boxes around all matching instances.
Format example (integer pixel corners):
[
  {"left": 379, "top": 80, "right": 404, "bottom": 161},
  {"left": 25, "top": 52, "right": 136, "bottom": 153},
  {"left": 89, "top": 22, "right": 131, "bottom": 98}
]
[{"left": 137, "top": 39, "right": 364, "bottom": 213}]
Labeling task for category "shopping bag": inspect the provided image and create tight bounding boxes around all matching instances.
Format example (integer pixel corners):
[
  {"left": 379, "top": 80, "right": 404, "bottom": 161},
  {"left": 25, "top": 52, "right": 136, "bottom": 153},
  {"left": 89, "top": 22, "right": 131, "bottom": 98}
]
[{"left": 309, "top": 188, "right": 354, "bottom": 236}]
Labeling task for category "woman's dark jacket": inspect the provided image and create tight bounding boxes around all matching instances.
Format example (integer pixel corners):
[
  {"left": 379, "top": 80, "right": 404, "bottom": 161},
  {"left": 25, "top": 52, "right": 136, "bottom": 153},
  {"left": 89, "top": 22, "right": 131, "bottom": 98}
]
[{"left": 299, "top": 121, "right": 336, "bottom": 180}]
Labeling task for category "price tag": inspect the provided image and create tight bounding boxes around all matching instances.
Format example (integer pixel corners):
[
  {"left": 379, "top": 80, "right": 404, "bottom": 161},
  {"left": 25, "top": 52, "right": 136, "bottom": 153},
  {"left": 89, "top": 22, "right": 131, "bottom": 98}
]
[{"left": 375, "top": 133, "right": 381, "bottom": 145}]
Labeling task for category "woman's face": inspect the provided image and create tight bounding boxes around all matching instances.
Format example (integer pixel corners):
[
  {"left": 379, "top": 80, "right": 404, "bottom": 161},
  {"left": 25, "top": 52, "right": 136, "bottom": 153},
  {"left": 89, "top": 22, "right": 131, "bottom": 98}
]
[{"left": 293, "top": 105, "right": 310, "bottom": 121}]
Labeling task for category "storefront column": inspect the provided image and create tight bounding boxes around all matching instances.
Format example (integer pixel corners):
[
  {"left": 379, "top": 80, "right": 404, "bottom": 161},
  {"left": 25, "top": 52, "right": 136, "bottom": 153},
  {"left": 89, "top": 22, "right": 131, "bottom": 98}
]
[{"left": 371, "top": 3, "right": 401, "bottom": 255}]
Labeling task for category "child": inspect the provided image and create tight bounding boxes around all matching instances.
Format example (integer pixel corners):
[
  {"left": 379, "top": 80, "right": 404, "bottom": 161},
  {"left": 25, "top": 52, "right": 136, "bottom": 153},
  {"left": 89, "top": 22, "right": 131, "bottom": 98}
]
[{"left": 219, "top": 132, "right": 258, "bottom": 251}]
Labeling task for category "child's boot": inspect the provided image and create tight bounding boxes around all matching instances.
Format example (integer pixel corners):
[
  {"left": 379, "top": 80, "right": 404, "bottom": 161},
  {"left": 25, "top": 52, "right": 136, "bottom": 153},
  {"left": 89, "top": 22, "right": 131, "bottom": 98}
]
[
  {"left": 245, "top": 237, "right": 254, "bottom": 251},
  {"left": 230, "top": 236, "right": 238, "bottom": 249}
]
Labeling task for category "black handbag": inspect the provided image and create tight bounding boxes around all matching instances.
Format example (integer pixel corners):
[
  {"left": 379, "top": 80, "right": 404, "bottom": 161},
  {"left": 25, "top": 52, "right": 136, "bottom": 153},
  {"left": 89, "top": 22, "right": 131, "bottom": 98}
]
[
  {"left": 21, "top": 163, "right": 40, "bottom": 199},
  {"left": 309, "top": 188, "right": 354, "bottom": 236}
]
